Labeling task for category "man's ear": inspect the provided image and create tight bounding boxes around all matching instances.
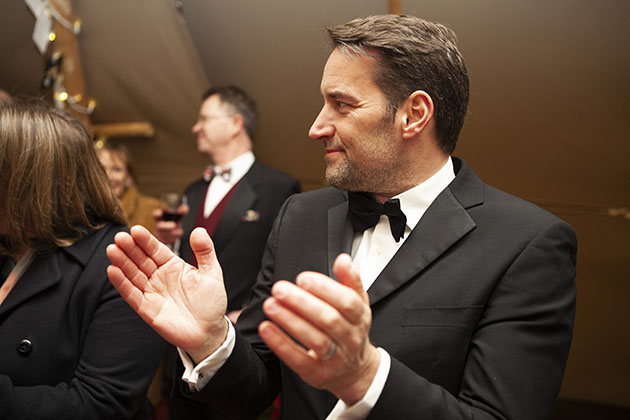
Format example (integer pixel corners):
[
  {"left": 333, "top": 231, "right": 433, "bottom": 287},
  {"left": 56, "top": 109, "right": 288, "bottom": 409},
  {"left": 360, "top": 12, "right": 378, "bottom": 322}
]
[
  {"left": 400, "top": 90, "right": 434, "bottom": 140},
  {"left": 230, "top": 113, "right": 245, "bottom": 137}
]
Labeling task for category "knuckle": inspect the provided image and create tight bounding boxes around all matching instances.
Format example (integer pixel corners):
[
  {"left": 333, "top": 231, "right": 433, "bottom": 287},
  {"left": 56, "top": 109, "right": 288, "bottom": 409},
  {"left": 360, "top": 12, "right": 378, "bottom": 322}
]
[
  {"left": 312, "top": 337, "right": 330, "bottom": 354},
  {"left": 337, "top": 298, "right": 354, "bottom": 314},
  {"left": 319, "top": 310, "right": 339, "bottom": 331},
  {"left": 345, "top": 333, "right": 362, "bottom": 352}
]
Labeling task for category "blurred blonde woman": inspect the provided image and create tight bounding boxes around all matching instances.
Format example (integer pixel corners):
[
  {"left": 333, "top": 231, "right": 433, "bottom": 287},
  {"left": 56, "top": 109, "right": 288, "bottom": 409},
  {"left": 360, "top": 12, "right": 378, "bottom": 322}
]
[
  {"left": 96, "top": 141, "right": 160, "bottom": 234},
  {"left": 0, "top": 99, "right": 164, "bottom": 419}
]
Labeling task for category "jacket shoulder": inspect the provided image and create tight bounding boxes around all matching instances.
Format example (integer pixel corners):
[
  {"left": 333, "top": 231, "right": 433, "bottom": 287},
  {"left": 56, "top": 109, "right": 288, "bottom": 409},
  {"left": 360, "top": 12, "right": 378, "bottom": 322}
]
[
  {"left": 61, "top": 224, "right": 127, "bottom": 266},
  {"left": 452, "top": 157, "right": 573, "bottom": 232},
  {"left": 250, "top": 160, "right": 300, "bottom": 187},
  {"left": 280, "top": 187, "right": 345, "bottom": 215}
]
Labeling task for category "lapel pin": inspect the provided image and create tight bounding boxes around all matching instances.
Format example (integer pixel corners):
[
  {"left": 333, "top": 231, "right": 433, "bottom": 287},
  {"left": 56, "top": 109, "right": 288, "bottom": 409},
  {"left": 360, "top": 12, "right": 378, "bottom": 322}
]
[{"left": 242, "top": 209, "right": 260, "bottom": 222}]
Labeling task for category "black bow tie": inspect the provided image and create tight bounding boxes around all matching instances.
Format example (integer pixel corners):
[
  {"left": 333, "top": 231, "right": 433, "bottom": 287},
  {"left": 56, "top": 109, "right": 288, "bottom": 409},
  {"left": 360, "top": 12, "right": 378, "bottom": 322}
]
[
  {"left": 203, "top": 166, "right": 232, "bottom": 182},
  {"left": 347, "top": 191, "right": 407, "bottom": 242}
]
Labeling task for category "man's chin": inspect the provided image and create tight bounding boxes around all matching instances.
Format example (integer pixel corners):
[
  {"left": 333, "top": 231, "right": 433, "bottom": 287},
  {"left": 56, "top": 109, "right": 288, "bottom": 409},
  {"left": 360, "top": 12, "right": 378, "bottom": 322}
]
[{"left": 325, "top": 171, "right": 352, "bottom": 191}]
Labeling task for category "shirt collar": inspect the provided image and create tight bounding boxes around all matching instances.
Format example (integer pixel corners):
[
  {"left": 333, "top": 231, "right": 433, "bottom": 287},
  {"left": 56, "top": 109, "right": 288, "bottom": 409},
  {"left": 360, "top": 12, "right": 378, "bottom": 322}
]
[
  {"left": 394, "top": 157, "right": 455, "bottom": 231},
  {"left": 213, "top": 151, "right": 255, "bottom": 184}
]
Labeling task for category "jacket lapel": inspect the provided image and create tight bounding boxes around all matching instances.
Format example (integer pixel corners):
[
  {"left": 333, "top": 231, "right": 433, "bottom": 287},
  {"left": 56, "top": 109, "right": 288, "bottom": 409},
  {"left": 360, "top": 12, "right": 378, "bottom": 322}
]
[
  {"left": 367, "top": 188, "right": 476, "bottom": 305},
  {"left": 0, "top": 226, "right": 110, "bottom": 318},
  {"left": 0, "top": 252, "right": 61, "bottom": 318},
  {"left": 182, "top": 180, "right": 208, "bottom": 243},
  {"left": 211, "top": 173, "right": 257, "bottom": 252},
  {"left": 367, "top": 158, "right": 483, "bottom": 306},
  {"left": 327, "top": 198, "right": 354, "bottom": 277}
]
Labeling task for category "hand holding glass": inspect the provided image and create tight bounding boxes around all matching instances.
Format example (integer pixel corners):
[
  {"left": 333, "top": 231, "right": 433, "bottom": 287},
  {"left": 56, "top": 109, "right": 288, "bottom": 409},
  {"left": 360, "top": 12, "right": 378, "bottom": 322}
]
[{"left": 160, "top": 193, "right": 185, "bottom": 222}]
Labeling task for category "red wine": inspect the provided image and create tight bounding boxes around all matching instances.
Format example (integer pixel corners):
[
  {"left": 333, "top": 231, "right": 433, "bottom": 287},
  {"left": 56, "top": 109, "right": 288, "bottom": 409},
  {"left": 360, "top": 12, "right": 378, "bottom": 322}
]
[{"left": 161, "top": 211, "right": 183, "bottom": 222}]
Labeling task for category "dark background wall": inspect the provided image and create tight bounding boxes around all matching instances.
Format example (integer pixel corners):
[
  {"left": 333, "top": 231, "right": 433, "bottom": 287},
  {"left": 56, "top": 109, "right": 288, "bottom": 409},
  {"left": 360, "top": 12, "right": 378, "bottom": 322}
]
[{"left": 1, "top": 0, "right": 628, "bottom": 410}]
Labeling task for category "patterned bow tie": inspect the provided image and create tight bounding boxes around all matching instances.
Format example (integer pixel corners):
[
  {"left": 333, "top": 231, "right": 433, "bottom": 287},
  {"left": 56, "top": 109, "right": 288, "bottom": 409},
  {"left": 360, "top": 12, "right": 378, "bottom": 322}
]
[
  {"left": 347, "top": 191, "right": 407, "bottom": 242},
  {"left": 203, "top": 166, "right": 232, "bottom": 182}
]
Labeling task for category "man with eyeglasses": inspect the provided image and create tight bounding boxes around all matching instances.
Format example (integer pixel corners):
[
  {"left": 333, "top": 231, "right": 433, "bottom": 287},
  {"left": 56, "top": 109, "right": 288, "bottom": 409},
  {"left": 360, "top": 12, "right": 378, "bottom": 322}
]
[{"left": 154, "top": 85, "right": 300, "bottom": 419}]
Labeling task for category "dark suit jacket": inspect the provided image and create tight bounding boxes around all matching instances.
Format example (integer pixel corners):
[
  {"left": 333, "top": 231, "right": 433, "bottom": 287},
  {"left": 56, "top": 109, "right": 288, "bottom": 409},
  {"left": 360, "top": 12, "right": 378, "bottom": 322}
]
[
  {"left": 0, "top": 224, "right": 165, "bottom": 420},
  {"left": 179, "top": 159, "right": 301, "bottom": 312},
  {"left": 187, "top": 158, "right": 577, "bottom": 420}
]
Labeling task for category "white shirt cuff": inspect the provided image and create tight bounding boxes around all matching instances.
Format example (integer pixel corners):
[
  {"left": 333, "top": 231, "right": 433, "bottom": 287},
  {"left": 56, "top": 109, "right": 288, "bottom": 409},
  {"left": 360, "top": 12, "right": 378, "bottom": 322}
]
[
  {"left": 325, "top": 347, "right": 391, "bottom": 420},
  {"left": 179, "top": 316, "right": 236, "bottom": 392}
]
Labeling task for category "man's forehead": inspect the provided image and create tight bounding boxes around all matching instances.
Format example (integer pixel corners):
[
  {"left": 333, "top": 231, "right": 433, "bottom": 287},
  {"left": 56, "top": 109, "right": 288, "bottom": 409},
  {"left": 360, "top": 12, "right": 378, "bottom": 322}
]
[
  {"left": 319, "top": 48, "right": 380, "bottom": 97},
  {"left": 200, "top": 95, "right": 226, "bottom": 113}
]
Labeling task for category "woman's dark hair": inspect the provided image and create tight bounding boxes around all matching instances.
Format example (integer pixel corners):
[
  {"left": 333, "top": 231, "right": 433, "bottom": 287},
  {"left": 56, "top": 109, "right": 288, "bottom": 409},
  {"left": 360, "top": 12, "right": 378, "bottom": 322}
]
[{"left": 0, "top": 99, "right": 125, "bottom": 255}]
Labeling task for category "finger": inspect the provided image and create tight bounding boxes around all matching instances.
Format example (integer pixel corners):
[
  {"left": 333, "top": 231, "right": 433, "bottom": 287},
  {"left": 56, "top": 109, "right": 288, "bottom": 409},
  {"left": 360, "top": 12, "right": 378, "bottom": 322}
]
[
  {"left": 107, "top": 264, "right": 145, "bottom": 313},
  {"left": 190, "top": 227, "right": 222, "bottom": 278},
  {"left": 154, "top": 222, "right": 182, "bottom": 244},
  {"left": 152, "top": 208, "right": 163, "bottom": 221},
  {"left": 294, "top": 270, "right": 365, "bottom": 325},
  {"left": 258, "top": 320, "right": 316, "bottom": 368},
  {"left": 107, "top": 265, "right": 164, "bottom": 332},
  {"left": 270, "top": 280, "right": 361, "bottom": 347},
  {"left": 128, "top": 225, "right": 174, "bottom": 267},
  {"left": 106, "top": 240, "right": 149, "bottom": 292},
  {"left": 112, "top": 231, "right": 159, "bottom": 279},
  {"left": 262, "top": 296, "right": 332, "bottom": 358},
  {"left": 177, "top": 203, "right": 190, "bottom": 215},
  {"left": 332, "top": 253, "right": 368, "bottom": 305},
  {"left": 155, "top": 220, "right": 177, "bottom": 230}
]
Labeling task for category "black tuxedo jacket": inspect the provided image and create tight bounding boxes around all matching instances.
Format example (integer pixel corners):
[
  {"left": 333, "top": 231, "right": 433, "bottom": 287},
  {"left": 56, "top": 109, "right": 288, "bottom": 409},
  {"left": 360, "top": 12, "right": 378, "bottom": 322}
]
[
  {"left": 188, "top": 158, "right": 577, "bottom": 420},
  {"left": 0, "top": 224, "right": 165, "bottom": 419},
  {"left": 179, "top": 160, "right": 301, "bottom": 312}
]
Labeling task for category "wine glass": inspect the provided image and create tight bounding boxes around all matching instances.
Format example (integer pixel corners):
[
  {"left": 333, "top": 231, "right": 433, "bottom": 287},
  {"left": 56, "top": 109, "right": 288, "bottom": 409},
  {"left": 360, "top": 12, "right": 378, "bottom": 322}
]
[{"left": 159, "top": 192, "right": 185, "bottom": 222}]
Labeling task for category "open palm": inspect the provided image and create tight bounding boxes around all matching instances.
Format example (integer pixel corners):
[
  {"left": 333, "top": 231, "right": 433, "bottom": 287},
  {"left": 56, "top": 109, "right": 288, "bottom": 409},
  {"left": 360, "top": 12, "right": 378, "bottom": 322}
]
[{"left": 107, "top": 226, "right": 228, "bottom": 357}]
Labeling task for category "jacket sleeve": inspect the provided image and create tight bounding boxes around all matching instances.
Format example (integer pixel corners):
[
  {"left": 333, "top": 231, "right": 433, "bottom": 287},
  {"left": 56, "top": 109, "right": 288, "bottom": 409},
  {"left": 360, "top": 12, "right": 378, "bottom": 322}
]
[{"left": 180, "top": 196, "right": 297, "bottom": 419}]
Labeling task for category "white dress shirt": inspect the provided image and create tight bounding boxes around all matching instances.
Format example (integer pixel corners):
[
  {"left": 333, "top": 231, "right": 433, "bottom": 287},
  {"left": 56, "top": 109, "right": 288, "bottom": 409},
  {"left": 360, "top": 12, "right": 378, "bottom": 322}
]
[
  {"left": 203, "top": 151, "right": 255, "bottom": 217},
  {"left": 173, "top": 151, "right": 255, "bottom": 257},
  {"left": 180, "top": 157, "right": 456, "bottom": 420}
]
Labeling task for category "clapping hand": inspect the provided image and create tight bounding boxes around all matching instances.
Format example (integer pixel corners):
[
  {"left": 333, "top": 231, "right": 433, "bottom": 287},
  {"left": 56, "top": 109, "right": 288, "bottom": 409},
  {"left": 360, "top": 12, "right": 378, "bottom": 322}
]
[
  {"left": 259, "top": 254, "right": 381, "bottom": 405},
  {"left": 107, "top": 225, "right": 228, "bottom": 363}
]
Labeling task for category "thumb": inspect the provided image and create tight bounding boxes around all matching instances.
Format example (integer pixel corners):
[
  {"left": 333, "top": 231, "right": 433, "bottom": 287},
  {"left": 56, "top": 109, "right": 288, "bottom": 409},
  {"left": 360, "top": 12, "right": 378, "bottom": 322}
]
[
  {"left": 190, "top": 227, "right": 222, "bottom": 278},
  {"left": 332, "top": 253, "right": 368, "bottom": 304}
]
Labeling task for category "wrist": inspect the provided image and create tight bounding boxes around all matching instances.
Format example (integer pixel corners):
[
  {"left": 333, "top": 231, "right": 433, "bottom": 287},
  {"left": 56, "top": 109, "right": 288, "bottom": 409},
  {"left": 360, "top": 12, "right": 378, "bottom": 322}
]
[
  {"left": 185, "top": 316, "right": 230, "bottom": 364},
  {"left": 336, "top": 345, "right": 381, "bottom": 406}
]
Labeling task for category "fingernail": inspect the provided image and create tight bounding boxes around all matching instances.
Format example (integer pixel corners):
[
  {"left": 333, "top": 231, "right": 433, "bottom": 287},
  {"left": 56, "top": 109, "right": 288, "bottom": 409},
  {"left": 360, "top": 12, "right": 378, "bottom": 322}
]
[
  {"left": 263, "top": 299, "right": 277, "bottom": 315},
  {"left": 297, "top": 275, "right": 311, "bottom": 288},
  {"left": 259, "top": 324, "right": 271, "bottom": 338},
  {"left": 273, "top": 283, "right": 287, "bottom": 298}
]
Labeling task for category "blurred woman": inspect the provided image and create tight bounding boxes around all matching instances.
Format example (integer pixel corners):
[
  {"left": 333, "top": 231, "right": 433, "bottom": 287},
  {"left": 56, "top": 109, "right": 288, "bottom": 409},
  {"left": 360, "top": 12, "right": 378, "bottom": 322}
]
[
  {"left": 0, "top": 99, "right": 164, "bottom": 419},
  {"left": 97, "top": 141, "right": 160, "bottom": 234}
]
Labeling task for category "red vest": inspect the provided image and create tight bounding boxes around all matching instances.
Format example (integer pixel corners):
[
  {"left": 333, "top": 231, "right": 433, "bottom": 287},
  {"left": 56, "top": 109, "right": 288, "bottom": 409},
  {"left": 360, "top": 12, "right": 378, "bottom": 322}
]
[{"left": 189, "top": 181, "right": 240, "bottom": 267}]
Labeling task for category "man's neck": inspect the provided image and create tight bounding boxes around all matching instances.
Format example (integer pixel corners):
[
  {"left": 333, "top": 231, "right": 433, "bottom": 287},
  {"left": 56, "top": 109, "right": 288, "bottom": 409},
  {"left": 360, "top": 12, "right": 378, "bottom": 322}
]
[
  {"left": 209, "top": 136, "right": 252, "bottom": 168},
  {"left": 210, "top": 147, "right": 252, "bottom": 168},
  {"left": 371, "top": 155, "right": 451, "bottom": 203}
]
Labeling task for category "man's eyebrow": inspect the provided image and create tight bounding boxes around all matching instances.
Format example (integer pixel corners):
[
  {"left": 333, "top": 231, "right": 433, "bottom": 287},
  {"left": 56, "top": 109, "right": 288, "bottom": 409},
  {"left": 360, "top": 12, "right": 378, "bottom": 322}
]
[{"left": 326, "top": 90, "right": 357, "bottom": 103}]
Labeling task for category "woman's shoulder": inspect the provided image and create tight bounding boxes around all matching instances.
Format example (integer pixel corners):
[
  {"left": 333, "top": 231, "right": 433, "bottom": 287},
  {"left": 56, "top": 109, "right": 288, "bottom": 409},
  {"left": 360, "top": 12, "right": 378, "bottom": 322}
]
[{"left": 61, "top": 223, "right": 127, "bottom": 266}]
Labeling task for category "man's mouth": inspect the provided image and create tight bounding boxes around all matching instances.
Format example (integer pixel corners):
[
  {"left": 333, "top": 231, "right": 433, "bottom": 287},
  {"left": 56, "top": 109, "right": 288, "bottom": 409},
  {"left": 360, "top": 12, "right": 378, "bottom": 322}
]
[{"left": 325, "top": 147, "right": 345, "bottom": 157}]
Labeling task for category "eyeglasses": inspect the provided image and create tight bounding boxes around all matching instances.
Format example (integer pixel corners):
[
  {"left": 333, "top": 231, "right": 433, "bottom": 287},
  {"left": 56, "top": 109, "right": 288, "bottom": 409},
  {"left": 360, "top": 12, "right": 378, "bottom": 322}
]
[{"left": 195, "top": 114, "right": 234, "bottom": 124}]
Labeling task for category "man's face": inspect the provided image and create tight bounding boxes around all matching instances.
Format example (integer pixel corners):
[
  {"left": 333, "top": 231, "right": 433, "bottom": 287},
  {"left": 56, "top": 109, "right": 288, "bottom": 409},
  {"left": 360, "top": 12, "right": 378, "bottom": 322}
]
[
  {"left": 309, "top": 48, "right": 403, "bottom": 195},
  {"left": 192, "top": 95, "right": 235, "bottom": 158}
]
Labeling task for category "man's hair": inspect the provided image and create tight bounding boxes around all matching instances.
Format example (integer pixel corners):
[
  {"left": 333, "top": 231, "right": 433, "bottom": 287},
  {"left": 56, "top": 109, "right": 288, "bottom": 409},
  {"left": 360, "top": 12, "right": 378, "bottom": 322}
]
[
  {"left": 0, "top": 98, "right": 125, "bottom": 255},
  {"left": 327, "top": 14, "right": 469, "bottom": 154},
  {"left": 202, "top": 85, "right": 259, "bottom": 140}
]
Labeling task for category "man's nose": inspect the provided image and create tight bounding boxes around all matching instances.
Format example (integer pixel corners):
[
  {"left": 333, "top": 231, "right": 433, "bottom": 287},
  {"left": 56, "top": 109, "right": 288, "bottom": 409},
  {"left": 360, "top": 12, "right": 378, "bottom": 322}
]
[{"left": 308, "top": 108, "right": 335, "bottom": 141}]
